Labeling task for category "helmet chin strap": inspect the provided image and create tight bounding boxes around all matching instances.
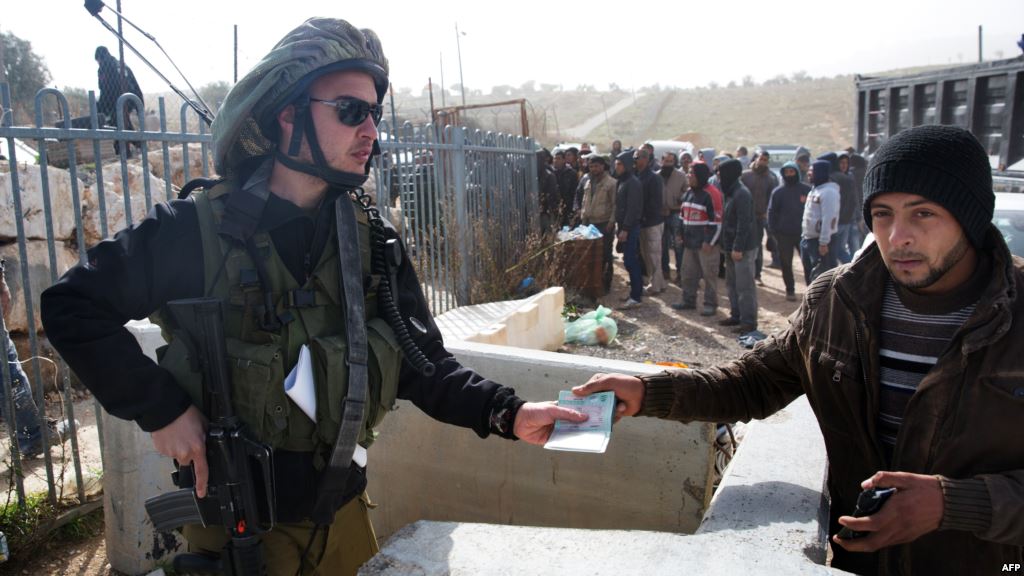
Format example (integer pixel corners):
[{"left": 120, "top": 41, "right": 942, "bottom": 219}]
[{"left": 274, "top": 99, "right": 374, "bottom": 191}]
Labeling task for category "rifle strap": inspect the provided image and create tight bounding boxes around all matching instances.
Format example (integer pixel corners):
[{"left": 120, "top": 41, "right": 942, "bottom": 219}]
[{"left": 310, "top": 193, "right": 368, "bottom": 525}]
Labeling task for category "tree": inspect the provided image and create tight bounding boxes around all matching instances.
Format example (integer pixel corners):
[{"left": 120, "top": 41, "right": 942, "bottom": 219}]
[
  {"left": 491, "top": 84, "right": 514, "bottom": 96},
  {"left": 198, "top": 81, "right": 231, "bottom": 113},
  {"left": 742, "top": 75, "right": 755, "bottom": 88},
  {"left": 1, "top": 31, "right": 52, "bottom": 124},
  {"left": 519, "top": 80, "right": 535, "bottom": 93}
]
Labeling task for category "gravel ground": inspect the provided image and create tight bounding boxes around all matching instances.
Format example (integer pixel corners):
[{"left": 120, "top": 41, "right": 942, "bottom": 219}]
[{"left": 561, "top": 249, "right": 807, "bottom": 369}]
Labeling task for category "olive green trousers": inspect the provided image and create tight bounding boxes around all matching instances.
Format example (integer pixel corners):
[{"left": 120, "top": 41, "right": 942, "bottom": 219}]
[{"left": 182, "top": 492, "right": 379, "bottom": 576}]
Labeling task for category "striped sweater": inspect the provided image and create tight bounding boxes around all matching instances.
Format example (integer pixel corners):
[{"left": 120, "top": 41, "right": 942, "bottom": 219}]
[{"left": 876, "top": 268, "right": 987, "bottom": 463}]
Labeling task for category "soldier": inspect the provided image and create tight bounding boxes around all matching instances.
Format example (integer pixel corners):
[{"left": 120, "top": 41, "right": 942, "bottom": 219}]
[{"left": 44, "top": 19, "right": 584, "bottom": 575}]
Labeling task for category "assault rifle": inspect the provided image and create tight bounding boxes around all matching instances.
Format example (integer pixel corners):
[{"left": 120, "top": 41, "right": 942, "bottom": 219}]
[{"left": 144, "top": 298, "right": 275, "bottom": 575}]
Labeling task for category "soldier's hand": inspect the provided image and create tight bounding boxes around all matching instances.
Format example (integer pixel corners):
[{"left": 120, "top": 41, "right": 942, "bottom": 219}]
[
  {"left": 573, "top": 373, "right": 645, "bottom": 421},
  {"left": 832, "top": 471, "right": 944, "bottom": 553},
  {"left": 151, "top": 405, "right": 209, "bottom": 497},
  {"left": 513, "top": 401, "right": 588, "bottom": 445}
]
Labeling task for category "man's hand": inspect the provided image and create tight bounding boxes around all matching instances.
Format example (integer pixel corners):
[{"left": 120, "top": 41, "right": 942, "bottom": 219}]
[
  {"left": 701, "top": 242, "right": 713, "bottom": 254},
  {"left": 150, "top": 405, "right": 209, "bottom": 497},
  {"left": 512, "top": 401, "right": 588, "bottom": 445},
  {"left": 573, "top": 373, "right": 644, "bottom": 421},
  {"left": 617, "top": 230, "right": 628, "bottom": 242},
  {"left": 832, "top": 471, "right": 944, "bottom": 553},
  {"left": 731, "top": 250, "right": 743, "bottom": 262},
  {"left": 818, "top": 243, "right": 830, "bottom": 257}
]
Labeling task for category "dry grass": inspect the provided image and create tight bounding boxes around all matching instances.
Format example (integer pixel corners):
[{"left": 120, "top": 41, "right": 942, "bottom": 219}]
[{"left": 390, "top": 76, "right": 858, "bottom": 155}]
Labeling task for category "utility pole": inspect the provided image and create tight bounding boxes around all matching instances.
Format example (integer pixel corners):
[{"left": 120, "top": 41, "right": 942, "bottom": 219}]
[
  {"left": 978, "top": 25, "right": 983, "bottom": 63},
  {"left": 233, "top": 25, "right": 238, "bottom": 83},
  {"left": 455, "top": 23, "right": 466, "bottom": 107},
  {"left": 117, "top": 0, "right": 126, "bottom": 97},
  {"left": 439, "top": 52, "right": 446, "bottom": 108}
]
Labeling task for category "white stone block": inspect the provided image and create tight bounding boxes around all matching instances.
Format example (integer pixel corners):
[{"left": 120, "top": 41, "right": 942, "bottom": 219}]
[
  {"left": 0, "top": 241, "right": 80, "bottom": 334},
  {"left": 0, "top": 163, "right": 82, "bottom": 242}
]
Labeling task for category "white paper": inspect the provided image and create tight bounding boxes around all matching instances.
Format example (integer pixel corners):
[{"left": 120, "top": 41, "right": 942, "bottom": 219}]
[
  {"left": 544, "top": 391, "right": 615, "bottom": 453},
  {"left": 283, "top": 344, "right": 316, "bottom": 421}
]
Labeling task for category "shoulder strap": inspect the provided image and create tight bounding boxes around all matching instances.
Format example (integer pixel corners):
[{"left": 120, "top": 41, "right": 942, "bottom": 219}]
[{"left": 311, "top": 195, "right": 369, "bottom": 525}]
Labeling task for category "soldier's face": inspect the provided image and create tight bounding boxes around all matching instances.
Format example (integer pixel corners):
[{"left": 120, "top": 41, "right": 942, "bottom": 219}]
[{"left": 282, "top": 70, "right": 379, "bottom": 175}]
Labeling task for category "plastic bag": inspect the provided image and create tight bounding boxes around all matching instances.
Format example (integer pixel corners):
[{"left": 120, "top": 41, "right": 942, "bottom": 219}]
[{"left": 564, "top": 305, "right": 618, "bottom": 346}]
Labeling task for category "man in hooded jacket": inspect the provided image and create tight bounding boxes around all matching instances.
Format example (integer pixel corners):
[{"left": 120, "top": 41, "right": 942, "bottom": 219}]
[
  {"left": 636, "top": 149, "right": 667, "bottom": 294},
  {"left": 767, "top": 161, "right": 810, "bottom": 300},
  {"left": 672, "top": 162, "right": 719, "bottom": 315},
  {"left": 615, "top": 151, "right": 645, "bottom": 306},
  {"left": 819, "top": 151, "right": 857, "bottom": 264},
  {"left": 717, "top": 159, "right": 758, "bottom": 333},
  {"left": 801, "top": 160, "right": 842, "bottom": 284}
]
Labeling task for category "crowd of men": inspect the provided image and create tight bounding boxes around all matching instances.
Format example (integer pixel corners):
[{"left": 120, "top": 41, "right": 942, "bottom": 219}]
[{"left": 537, "top": 142, "right": 870, "bottom": 335}]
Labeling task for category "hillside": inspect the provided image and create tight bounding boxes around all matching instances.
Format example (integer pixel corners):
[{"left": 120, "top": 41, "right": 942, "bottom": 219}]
[{"left": 389, "top": 75, "right": 858, "bottom": 156}]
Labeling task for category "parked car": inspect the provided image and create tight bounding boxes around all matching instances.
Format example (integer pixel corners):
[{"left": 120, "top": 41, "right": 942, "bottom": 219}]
[
  {"left": 855, "top": 192, "right": 1024, "bottom": 259},
  {"left": 754, "top": 144, "right": 805, "bottom": 177},
  {"left": 644, "top": 139, "right": 695, "bottom": 163}
]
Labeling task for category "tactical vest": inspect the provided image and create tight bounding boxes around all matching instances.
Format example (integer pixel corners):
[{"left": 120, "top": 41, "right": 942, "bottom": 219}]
[{"left": 151, "top": 183, "right": 403, "bottom": 464}]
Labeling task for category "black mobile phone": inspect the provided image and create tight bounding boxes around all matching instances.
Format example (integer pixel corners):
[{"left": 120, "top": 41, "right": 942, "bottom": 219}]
[{"left": 836, "top": 487, "right": 897, "bottom": 539}]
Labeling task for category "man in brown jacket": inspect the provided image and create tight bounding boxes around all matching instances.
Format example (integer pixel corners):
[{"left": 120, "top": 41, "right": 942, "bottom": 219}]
[
  {"left": 580, "top": 154, "right": 618, "bottom": 293},
  {"left": 659, "top": 152, "right": 688, "bottom": 280},
  {"left": 575, "top": 125, "right": 1024, "bottom": 575}
]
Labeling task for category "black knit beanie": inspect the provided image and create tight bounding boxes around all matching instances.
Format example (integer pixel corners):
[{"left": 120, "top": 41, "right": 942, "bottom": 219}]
[{"left": 862, "top": 124, "right": 994, "bottom": 249}]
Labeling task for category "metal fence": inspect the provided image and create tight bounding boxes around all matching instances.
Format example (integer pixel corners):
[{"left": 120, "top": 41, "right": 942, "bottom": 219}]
[
  {"left": 374, "top": 121, "right": 539, "bottom": 311},
  {"left": 0, "top": 84, "right": 537, "bottom": 511}
]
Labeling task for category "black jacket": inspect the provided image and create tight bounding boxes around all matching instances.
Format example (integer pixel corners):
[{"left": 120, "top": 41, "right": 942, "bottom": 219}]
[
  {"left": 767, "top": 181, "right": 810, "bottom": 237},
  {"left": 719, "top": 159, "right": 757, "bottom": 252},
  {"left": 41, "top": 181, "right": 516, "bottom": 438},
  {"left": 636, "top": 165, "right": 664, "bottom": 228},
  {"left": 614, "top": 154, "right": 643, "bottom": 230}
]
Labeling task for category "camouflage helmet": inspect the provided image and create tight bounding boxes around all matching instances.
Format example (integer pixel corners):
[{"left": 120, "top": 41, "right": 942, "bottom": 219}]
[{"left": 212, "top": 17, "right": 389, "bottom": 176}]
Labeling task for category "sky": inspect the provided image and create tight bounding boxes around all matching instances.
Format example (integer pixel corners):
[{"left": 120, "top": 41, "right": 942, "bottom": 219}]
[{"left": 4, "top": 0, "right": 1023, "bottom": 98}]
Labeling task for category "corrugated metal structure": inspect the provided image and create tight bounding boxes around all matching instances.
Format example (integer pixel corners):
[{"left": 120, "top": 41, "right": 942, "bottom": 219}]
[{"left": 856, "top": 56, "right": 1024, "bottom": 173}]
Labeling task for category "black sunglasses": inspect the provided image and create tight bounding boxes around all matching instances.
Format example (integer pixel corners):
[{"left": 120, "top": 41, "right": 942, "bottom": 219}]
[{"left": 309, "top": 96, "right": 383, "bottom": 127}]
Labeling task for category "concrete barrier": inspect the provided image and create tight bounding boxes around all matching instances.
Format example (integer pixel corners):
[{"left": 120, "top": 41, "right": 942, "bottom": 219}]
[
  {"left": 366, "top": 340, "right": 716, "bottom": 539},
  {"left": 361, "top": 396, "right": 846, "bottom": 575},
  {"left": 101, "top": 321, "right": 184, "bottom": 575},
  {"left": 434, "top": 286, "right": 566, "bottom": 351},
  {"left": 108, "top": 319, "right": 717, "bottom": 573}
]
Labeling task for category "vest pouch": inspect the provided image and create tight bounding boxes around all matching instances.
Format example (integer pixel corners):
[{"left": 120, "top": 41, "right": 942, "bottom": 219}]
[
  {"left": 224, "top": 338, "right": 292, "bottom": 449},
  {"left": 157, "top": 337, "right": 204, "bottom": 410},
  {"left": 365, "top": 317, "right": 403, "bottom": 441},
  {"left": 310, "top": 335, "right": 355, "bottom": 447}
]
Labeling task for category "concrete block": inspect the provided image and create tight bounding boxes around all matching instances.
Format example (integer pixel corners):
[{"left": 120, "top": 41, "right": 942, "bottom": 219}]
[
  {"left": 362, "top": 398, "right": 845, "bottom": 576},
  {"left": 366, "top": 340, "right": 715, "bottom": 540},
  {"left": 437, "top": 287, "right": 565, "bottom": 351},
  {"left": 102, "top": 320, "right": 185, "bottom": 574},
  {"left": 697, "top": 397, "right": 830, "bottom": 562},
  {"left": 0, "top": 241, "right": 79, "bottom": 334},
  {"left": 0, "top": 163, "right": 81, "bottom": 242}
]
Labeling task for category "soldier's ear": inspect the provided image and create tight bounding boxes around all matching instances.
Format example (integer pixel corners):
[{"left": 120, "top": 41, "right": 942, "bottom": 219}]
[
  {"left": 277, "top": 104, "right": 296, "bottom": 131},
  {"left": 276, "top": 105, "right": 297, "bottom": 150}
]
